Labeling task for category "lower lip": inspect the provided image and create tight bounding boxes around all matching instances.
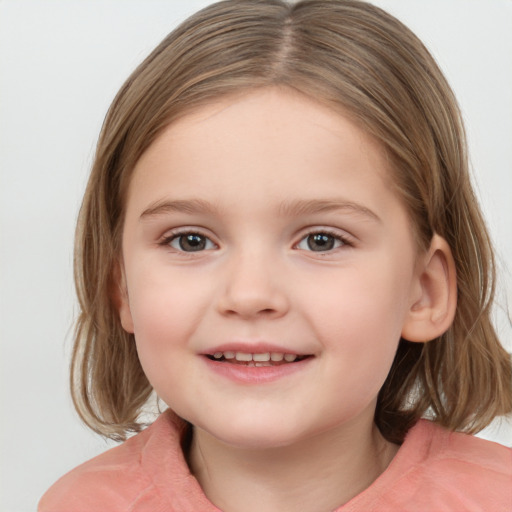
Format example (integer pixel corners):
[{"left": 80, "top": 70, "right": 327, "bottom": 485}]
[{"left": 202, "top": 356, "right": 313, "bottom": 384}]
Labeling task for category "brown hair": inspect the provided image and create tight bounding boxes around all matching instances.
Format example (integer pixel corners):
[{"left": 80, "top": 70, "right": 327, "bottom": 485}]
[{"left": 71, "top": 0, "right": 512, "bottom": 443}]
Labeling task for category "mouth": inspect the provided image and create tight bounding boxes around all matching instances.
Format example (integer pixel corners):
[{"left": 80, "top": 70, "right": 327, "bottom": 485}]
[{"left": 205, "top": 351, "right": 312, "bottom": 367}]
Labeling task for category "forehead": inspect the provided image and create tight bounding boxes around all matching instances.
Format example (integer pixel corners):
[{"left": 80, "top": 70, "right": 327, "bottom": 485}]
[{"left": 126, "top": 87, "right": 399, "bottom": 221}]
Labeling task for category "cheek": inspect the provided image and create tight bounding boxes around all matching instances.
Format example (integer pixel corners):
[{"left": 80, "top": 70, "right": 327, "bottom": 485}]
[
  {"left": 126, "top": 276, "right": 205, "bottom": 403},
  {"left": 125, "top": 265, "right": 211, "bottom": 368},
  {"left": 300, "top": 260, "right": 412, "bottom": 387},
  {"left": 305, "top": 261, "right": 411, "bottom": 340},
  {"left": 128, "top": 262, "right": 204, "bottom": 327}
]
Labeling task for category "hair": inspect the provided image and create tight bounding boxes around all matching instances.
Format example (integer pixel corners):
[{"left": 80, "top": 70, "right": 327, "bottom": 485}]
[{"left": 71, "top": 0, "right": 512, "bottom": 443}]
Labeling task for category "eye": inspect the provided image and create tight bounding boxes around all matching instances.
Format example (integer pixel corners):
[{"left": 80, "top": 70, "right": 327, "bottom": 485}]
[
  {"left": 296, "top": 232, "right": 346, "bottom": 252},
  {"left": 167, "top": 232, "right": 216, "bottom": 252}
]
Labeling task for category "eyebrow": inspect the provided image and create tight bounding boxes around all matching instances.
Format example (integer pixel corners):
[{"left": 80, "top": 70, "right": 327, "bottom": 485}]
[
  {"left": 278, "top": 198, "right": 381, "bottom": 222},
  {"left": 140, "top": 198, "right": 381, "bottom": 223},
  {"left": 140, "top": 199, "right": 219, "bottom": 219}
]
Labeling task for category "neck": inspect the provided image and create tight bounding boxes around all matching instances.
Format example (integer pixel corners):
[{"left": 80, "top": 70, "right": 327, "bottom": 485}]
[{"left": 188, "top": 416, "right": 398, "bottom": 512}]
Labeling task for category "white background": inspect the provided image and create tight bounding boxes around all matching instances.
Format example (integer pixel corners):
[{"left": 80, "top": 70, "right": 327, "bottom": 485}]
[{"left": 1, "top": 1, "right": 511, "bottom": 511}]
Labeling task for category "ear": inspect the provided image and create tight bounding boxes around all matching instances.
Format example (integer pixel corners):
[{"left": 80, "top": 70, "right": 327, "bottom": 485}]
[
  {"left": 111, "top": 259, "right": 135, "bottom": 333},
  {"left": 401, "top": 234, "right": 457, "bottom": 342}
]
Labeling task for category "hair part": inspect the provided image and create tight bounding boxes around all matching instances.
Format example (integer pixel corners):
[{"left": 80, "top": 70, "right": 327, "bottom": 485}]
[{"left": 71, "top": 0, "right": 512, "bottom": 443}]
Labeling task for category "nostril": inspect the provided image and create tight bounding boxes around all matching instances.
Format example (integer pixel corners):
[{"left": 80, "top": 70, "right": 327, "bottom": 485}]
[
  {"left": 222, "top": 306, "right": 280, "bottom": 318},
  {"left": 216, "top": 285, "right": 289, "bottom": 319}
]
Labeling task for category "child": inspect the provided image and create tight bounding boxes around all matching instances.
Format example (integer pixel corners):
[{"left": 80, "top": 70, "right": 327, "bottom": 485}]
[{"left": 39, "top": 0, "right": 512, "bottom": 510}]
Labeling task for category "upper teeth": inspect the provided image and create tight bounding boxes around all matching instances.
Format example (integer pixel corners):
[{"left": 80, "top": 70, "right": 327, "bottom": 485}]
[{"left": 212, "top": 351, "right": 298, "bottom": 362}]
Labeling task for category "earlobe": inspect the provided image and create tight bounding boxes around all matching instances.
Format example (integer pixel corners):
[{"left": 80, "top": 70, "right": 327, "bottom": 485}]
[
  {"left": 111, "top": 260, "right": 135, "bottom": 333},
  {"left": 401, "top": 234, "right": 457, "bottom": 343}
]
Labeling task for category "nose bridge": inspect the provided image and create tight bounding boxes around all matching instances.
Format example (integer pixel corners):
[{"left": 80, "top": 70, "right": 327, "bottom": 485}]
[{"left": 217, "top": 243, "right": 289, "bottom": 319}]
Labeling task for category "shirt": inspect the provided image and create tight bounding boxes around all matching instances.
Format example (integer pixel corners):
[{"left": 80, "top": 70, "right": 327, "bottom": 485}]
[{"left": 38, "top": 410, "right": 512, "bottom": 511}]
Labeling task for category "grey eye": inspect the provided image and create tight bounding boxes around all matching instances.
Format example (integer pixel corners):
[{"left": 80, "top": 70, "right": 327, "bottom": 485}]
[
  {"left": 297, "top": 233, "right": 343, "bottom": 252},
  {"left": 170, "top": 233, "right": 215, "bottom": 252}
]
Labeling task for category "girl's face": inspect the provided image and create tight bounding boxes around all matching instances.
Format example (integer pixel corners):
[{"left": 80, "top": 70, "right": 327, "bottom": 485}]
[{"left": 119, "top": 87, "right": 423, "bottom": 449}]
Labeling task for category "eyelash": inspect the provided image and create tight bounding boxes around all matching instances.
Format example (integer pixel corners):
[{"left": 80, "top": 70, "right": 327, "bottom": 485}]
[
  {"left": 159, "top": 230, "right": 217, "bottom": 253},
  {"left": 295, "top": 229, "right": 353, "bottom": 252},
  {"left": 159, "top": 228, "right": 353, "bottom": 253}
]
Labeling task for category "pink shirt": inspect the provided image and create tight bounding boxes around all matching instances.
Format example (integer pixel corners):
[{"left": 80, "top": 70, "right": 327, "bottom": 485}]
[{"left": 39, "top": 411, "right": 512, "bottom": 511}]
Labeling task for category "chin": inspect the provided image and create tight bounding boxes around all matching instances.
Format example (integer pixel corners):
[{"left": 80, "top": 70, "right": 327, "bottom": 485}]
[
  {"left": 216, "top": 431, "right": 303, "bottom": 451},
  {"left": 195, "top": 417, "right": 310, "bottom": 451}
]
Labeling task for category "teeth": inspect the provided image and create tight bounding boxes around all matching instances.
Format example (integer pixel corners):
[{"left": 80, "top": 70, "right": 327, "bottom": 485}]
[
  {"left": 211, "top": 351, "right": 302, "bottom": 362},
  {"left": 253, "top": 353, "right": 271, "bottom": 362}
]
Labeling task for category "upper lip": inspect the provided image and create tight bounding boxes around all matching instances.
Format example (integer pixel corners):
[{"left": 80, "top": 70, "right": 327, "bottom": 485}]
[{"left": 202, "top": 342, "right": 312, "bottom": 356}]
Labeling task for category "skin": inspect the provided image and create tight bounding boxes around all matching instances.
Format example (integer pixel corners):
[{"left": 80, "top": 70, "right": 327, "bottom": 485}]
[{"left": 117, "top": 87, "right": 456, "bottom": 512}]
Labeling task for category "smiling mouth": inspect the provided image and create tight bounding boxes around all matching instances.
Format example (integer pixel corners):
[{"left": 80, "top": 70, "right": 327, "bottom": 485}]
[{"left": 205, "top": 351, "right": 311, "bottom": 367}]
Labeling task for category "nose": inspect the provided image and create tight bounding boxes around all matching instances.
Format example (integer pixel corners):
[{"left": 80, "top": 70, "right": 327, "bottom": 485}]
[{"left": 216, "top": 249, "right": 290, "bottom": 320}]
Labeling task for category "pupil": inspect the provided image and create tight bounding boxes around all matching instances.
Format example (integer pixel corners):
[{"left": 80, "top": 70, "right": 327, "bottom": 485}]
[
  {"left": 180, "top": 234, "right": 206, "bottom": 251},
  {"left": 308, "top": 233, "right": 334, "bottom": 251}
]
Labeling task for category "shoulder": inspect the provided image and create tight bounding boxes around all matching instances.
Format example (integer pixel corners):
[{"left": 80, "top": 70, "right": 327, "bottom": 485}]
[
  {"left": 345, "top": 420, "right": 512, "bottom": 512},
  {"left": 38, "top": 413, "right": 183, "bottom": 512},
  {"left": 379, "top": 420, "right": 512, "bottom": 511},
  {"left": 417, "top": 419, "right": 512, "bottom": 480},
  {"left": 38, "top": 429, "right": 153, "bottom": 512}
]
